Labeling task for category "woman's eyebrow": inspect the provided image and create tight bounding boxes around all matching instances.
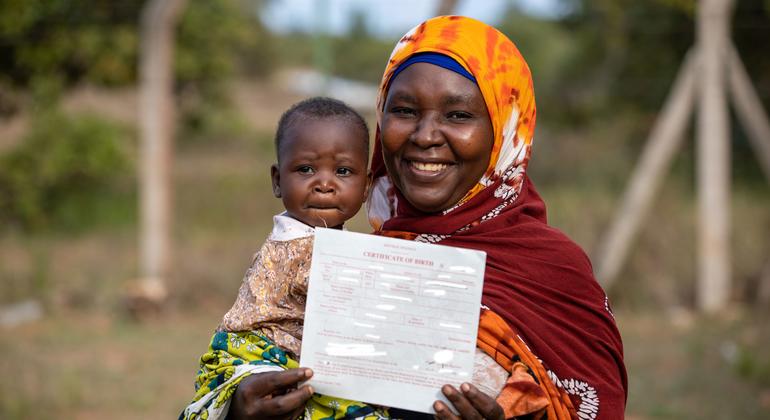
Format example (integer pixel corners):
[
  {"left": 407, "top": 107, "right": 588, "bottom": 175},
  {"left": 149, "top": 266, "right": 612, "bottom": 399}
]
[
  {"left": 387, "top": 91, "right": 417, "bottom": 104},
  {"left": 443, "top": 93, "right": 475, "bottom": 106}
]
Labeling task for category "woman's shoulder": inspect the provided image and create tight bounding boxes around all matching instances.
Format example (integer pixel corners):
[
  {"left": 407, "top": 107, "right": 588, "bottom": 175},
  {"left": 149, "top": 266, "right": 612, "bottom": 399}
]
[
  {"left": 476, "top": 211, "right": 595, "bottom": 276},
  {"left": 533, "top": 219, "right": 593, "bottom": 268}
]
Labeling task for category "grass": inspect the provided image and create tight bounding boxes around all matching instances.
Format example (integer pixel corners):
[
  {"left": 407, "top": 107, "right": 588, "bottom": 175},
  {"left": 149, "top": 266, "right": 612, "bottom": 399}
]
[
  {"left": 0, "top": 308, "right": 221, "bottom": 419},
  {"left": 622, "top": 308, "right": 770, "bottom": 419},
  {"left": 2, "top": 306, "right": 769, "bottom": 419}
]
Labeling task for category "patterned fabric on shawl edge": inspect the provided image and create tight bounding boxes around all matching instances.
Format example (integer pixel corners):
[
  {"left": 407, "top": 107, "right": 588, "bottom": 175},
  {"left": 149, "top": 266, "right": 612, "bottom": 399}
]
[
  {"left": 368, "top": 15, "right": 628, "bottom": 419},
  {"left": 477, "top": 309, "right": 576, "bottom": 419},
  {"left": 180, "top": 330, "right": 391, "bottom": 420}
]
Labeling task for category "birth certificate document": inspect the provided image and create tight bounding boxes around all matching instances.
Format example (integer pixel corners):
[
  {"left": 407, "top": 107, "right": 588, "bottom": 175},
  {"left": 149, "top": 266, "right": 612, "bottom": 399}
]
[{"left": 300, "top": 228, "right": 486, "bottom": 414}]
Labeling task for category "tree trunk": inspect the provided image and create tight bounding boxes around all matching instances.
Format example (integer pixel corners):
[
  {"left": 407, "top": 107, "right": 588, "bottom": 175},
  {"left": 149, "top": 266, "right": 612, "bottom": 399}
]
[
  {"left": 696, "top": 0, "right": 734, "bottom": 313},
  {"left": 758, "top": 259, "right": 770, "bottom": 305},
  {"left": 435, "top": 0, "right": 458, "bottom": 16},
  {"left": 134, "top": 0, "right": 188, "bottom": 311},
  {"left": 727, "top": 43, "right": 770, "bottom": 184}
]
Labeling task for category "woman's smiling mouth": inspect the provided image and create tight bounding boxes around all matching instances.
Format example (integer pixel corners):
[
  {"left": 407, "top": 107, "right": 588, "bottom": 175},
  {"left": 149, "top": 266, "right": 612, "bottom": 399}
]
[{"left": 408, "top": 160, "right": 452, "bottom": 174}]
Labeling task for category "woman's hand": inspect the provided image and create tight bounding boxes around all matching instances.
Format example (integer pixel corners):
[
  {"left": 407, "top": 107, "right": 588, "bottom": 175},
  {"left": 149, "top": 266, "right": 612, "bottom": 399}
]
[
  {"left": 227, "top": 368, "right": 314, "bottom": 420},
  {"left": 434, "top": 383, "right": 505, "bottom": 420}
]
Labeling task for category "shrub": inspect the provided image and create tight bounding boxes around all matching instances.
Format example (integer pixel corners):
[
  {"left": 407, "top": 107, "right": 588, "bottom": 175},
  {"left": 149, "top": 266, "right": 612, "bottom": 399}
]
[{"left": 0, "top": 110, "right": 132, "bottom": 231}]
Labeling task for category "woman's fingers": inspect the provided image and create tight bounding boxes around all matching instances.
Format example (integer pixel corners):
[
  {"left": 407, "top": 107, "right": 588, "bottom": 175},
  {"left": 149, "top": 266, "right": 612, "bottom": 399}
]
[
  {"left": 433, "top": 398, "right": 461, "bottom": 420},
  {"left": 241, "top": 368, "right": 313, "bottom": 399},
  {"left": 436, "top": 383, "right": 504, "bottom": 420},
  {"left": 231, "top": 369, "right": 314, "bottom": 419},
  {"left": 437, "top": 385, "right": 480, "bottom": 420},
  {"left": 255, "top": 384, "right": 315, "bottom": 417},
  {"left": 458, "top": 383, "right": 504, "bottom": 420},
  {"left": 263, "top": 368, "right": 313, "bottom": 396}
]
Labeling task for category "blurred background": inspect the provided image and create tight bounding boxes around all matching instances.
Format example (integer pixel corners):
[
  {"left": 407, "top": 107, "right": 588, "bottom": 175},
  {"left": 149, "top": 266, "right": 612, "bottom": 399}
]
[{"left": 1, "top": 0, "right": 769, "bottom": 418}]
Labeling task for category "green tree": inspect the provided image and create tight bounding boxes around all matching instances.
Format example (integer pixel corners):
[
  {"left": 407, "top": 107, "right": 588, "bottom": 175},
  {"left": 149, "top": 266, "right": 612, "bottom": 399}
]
[
  {"left": 330, "top": 10, "right": 394, "bottom": 84},
  {"left": 532, "top": 0, "right": 770, "bottom": 121},
  {"left": 0, "top": 0, "right": 143, "bottom": 88},
  {"left": 0, "top": 109, "right": 132, "bottom": 230},
  {"left": 0, "top": 0, "right": 275, "bottom": 120}
]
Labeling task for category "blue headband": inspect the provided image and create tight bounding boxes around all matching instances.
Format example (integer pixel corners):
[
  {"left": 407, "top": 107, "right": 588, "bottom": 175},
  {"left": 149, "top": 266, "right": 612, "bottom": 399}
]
[{"left": 390, "top": 52, "right": 477, "bottom": 84}]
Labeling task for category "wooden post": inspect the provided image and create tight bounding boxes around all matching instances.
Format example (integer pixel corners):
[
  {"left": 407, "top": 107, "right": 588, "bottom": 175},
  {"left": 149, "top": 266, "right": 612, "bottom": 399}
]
[
  {"left": 758, "top": 259, "right": 770, "bottom": 305},
  {"left": 725, "top": 43, "right": 770, "bottom": 309},
  {"left": 596, "top": 0, "right": 769, "bottom": 313},
  {"left": 596, "top": 52, "right": 697, "bottom": 288},
  {"left": 696, "top": 0, "right": 734, "bottom": 312},
  {"left": 727, "top": 43, "right": 770, "bottom": 184},
  {"left": 137, "top": 0, "right": 188, "bottom": 304},
  {"left": 436, "top": 0, "right": 458, "bottom": 16}
]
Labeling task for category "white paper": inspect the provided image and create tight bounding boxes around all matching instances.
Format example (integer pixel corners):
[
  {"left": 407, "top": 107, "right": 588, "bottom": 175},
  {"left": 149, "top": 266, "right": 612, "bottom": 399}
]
[{"left": 300, "top": 228, "right": 486, "bottom": 414}]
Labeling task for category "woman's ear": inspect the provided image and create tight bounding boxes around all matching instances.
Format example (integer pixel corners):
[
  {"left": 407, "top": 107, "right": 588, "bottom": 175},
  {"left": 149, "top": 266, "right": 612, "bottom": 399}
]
[{"left": 270, "top": 164, "right": 281, "bottom": 198}]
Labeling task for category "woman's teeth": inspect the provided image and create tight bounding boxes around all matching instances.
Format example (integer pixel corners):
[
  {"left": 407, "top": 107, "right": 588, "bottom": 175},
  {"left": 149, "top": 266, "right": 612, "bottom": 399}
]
[{"left": 411, "top": 161, "right": 447, "bottom": 172}]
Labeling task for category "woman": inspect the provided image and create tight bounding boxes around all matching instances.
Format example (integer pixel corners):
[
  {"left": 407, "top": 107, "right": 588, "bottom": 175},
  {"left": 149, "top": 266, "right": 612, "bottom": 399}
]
[
  {"left": 185, "top": 16, "right": 626, "bottom": 420},
  {"left": 368, "top": 16, "right": 627, "bottom": 419}
]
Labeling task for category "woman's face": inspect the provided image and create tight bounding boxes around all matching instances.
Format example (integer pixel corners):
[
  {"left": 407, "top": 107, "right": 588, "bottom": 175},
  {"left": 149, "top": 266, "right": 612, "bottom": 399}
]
[{"left": 381, "top": 62, "right": 494, "bottom": 213}]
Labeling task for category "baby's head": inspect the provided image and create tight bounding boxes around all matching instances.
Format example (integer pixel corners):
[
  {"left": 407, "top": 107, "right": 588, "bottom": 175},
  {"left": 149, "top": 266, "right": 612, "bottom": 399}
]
[{"left": 271, "top": 97, "right": 371, "bottom": 229}]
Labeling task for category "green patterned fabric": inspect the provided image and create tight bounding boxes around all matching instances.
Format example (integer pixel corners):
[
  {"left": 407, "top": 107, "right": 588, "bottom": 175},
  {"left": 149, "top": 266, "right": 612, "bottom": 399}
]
[{"left": 180, "top": 330, "right": 391, "bottom": 420}]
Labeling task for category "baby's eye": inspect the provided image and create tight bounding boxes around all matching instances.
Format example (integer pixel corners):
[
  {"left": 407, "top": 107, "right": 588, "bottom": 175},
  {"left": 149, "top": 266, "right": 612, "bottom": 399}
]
[
  {"left": 297, "top": 166, "right": 314, "bottom": 174},
  {"left": 336, "top": 167, "right": 353, "bottom": 176}
]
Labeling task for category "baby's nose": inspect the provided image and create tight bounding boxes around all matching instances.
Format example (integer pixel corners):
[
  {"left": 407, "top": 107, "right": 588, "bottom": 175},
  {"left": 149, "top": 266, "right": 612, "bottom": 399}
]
[{"left": 313, "top": 177, "right": 335, "bottom": 193}]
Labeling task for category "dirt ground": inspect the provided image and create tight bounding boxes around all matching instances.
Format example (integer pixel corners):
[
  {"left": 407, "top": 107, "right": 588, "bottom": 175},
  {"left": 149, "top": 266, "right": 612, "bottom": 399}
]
[{"left": 2, "top": 303, "right": 769, "bottom": 419}]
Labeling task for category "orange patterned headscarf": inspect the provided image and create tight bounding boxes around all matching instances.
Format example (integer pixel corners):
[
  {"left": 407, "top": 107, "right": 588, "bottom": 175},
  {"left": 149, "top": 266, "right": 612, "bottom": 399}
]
[{"left": 368, "top": 15, "right": 536, "bottom": 231}]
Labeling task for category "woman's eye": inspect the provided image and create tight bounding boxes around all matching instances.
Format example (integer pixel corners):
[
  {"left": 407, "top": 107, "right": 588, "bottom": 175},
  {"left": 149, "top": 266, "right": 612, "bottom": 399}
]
[
  {"left": 390, "top": 106, "right": 415, "bottom": 116},
  {"left": 447, "top": 111, "right": 472, "bottom": 121},
  {"left": 336, "top": 167, "right": 353, "bottom": 176},
  {"left": 297, "top": 166, "right": 314, "bottom": 174}
]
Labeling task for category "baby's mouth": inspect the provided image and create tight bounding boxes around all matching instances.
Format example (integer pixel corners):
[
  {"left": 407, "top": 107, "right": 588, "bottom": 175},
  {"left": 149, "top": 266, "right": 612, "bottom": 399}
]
[{"left": 307, "top": 205, "right": 338, "bottom": 211}]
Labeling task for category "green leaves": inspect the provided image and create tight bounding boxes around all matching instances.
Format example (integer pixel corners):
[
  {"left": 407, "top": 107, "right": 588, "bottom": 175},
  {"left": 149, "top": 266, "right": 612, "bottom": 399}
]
[{"left": 0, "top": 110, "right": 132, "bottom": 230}]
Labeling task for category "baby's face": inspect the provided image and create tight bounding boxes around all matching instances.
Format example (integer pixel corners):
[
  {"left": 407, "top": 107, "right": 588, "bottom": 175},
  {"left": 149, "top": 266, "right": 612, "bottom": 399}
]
[{"left": 272, "top": 118, "right": 370, "bottom": 229}]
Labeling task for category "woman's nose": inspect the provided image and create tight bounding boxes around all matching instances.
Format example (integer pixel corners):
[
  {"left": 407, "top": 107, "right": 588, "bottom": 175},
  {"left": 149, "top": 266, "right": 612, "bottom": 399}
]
[{"left": 410, "top": 114, "right": 443, "bottom": 148}]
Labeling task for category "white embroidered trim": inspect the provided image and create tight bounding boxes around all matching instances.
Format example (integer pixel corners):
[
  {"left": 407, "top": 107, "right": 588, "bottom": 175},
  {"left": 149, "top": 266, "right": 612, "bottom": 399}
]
[
  {"left": 547, "top": 370, "right": 600, "bottom": 419},
  {"left": 494, "top": 183, "right": 516, "bottom": 200},
  {"left": 604, "top": 295, "right": 615, "bottom": 319},
  {"left": 415, "top": 233, "right": 447, "bottom": 243}
]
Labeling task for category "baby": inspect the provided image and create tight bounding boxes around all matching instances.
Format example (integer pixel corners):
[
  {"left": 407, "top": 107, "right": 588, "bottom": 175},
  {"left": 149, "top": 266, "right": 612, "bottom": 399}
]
[
  {"left": 220, "top": 96, "right": 371, "bottom": 358},
  {"left": 185, "top": 97, "right": 506, "bottom": 420}
]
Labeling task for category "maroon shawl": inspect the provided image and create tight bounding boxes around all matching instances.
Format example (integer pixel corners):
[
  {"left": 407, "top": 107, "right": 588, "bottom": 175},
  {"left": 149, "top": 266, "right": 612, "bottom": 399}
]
[{"left": 378, "top": 177, "right": 627, "bottom": 419}]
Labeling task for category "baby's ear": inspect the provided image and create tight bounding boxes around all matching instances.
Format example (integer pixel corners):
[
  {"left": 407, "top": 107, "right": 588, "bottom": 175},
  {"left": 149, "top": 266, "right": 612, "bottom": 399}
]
[
  {"left": 270, "top": 164, "right": 281, "bottom": 198},
  {"left": 362, "top": 171, "right": 374, "bottom": 202}
]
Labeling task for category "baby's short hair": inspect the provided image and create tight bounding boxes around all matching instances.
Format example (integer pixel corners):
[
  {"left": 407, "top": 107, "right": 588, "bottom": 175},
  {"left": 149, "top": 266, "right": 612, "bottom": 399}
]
[{"left": 274, "top": 97, "right": 369, "bottom": 161}]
